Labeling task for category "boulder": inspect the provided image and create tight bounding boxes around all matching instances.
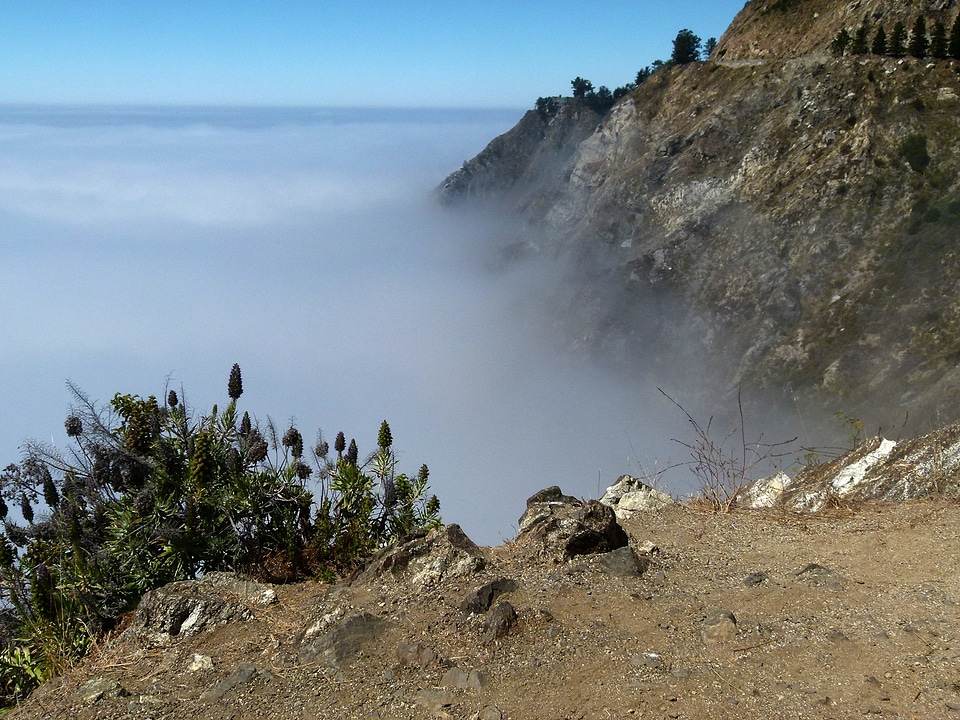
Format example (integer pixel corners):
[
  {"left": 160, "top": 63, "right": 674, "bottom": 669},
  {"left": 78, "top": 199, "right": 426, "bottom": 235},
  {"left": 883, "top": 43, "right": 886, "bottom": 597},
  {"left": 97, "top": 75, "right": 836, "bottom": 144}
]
[
  {"left": 600, "top": 475, "right": 675, "bottom": 519},
  {"left": 461, "top": 578, "right": 518, "bottom": 615},
  {"left": 356, "top": 524, "right": 485, "bottom": 587},
  {"left": 516, "top": 486, "right": 628, "bottom": 559},
  {"left": 126, "top": 571, "right": 276, "bottom": 646},
  {"left": 484, "top": 600, "right": 517, "bottom": 643}
]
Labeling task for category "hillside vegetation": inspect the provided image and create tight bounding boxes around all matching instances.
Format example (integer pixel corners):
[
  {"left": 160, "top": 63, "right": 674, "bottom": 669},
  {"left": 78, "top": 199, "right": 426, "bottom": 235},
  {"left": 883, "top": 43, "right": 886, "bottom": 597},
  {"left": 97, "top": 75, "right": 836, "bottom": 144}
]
[{"left": 440, "top": 0, "right": 960, "bottom": 433}]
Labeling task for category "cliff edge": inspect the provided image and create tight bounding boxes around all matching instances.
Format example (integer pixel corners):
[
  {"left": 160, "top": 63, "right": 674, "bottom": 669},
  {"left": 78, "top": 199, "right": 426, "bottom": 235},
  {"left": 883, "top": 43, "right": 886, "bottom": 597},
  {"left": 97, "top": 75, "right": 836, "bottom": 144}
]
[{"left": 440, "top": 0, "right": 960, "bottom": 430}]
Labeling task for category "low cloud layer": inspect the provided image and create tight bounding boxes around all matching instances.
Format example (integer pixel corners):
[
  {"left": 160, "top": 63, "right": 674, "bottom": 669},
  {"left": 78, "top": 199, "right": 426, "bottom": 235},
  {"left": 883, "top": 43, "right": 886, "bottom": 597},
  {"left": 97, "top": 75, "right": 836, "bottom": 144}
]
[{"left": 1, "top": 107, "right": 748, "bottom": 544}]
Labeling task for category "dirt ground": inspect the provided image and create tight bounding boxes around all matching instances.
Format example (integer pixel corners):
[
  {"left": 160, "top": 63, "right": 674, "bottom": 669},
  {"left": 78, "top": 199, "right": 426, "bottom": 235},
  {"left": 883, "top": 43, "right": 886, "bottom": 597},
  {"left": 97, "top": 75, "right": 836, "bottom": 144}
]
[{"left": 9, "top": 498, "right": 960, "bottom": 720}]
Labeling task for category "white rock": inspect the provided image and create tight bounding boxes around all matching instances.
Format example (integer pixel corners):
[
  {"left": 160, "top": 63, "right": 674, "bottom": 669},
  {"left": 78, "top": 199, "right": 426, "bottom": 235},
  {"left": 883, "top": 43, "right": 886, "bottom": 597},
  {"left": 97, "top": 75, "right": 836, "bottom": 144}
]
[
  {"left": 744, "top": 471, "right": 792, "bottom": 508},
  {"left": 600, "top": 475, "right": 675, "bottom": 519}
]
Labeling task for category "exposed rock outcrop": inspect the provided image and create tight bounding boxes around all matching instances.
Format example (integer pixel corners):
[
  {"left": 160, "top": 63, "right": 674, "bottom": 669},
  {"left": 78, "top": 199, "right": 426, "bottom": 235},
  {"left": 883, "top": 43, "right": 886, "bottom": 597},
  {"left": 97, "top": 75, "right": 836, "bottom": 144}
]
[
  {"left": 515, "top": 486, "right": 628, "bottom": 559},
  {"left": 356, "top": 524, "right": 485, "bottom": 587},
  {"left": 440, "top": 0, "right": 960, "bottom": 430},
  {"left": 745, "top": 420, "right": 960, "bottom": 510},
  {"left": 600, "top": 475, "right": 676, "bottom": 519},
  {"left": 125, "top": 572, "right": 277, "bottom": 647}
]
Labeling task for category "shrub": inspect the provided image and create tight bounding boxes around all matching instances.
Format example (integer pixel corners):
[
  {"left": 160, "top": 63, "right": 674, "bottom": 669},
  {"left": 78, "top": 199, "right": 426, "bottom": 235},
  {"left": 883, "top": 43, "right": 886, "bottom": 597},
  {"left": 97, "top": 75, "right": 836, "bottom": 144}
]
[
  {"left": 0, "top": 366, "right": 441, "bottom": 705},
  {"left": 901, "top": 133, "right": 930, "bottom": 172},
  {"left": 661, "top": 389, "right": 795, "bottom": 513}
]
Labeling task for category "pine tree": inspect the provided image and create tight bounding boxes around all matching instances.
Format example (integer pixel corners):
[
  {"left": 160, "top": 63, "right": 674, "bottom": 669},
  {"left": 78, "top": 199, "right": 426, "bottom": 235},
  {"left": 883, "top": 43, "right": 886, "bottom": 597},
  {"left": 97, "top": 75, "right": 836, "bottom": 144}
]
[
  {"left": 872, "top": 26, "right": 888, "bottom": 55},
  {"left": 671, "top": 29, "right": 702, "bottom": 64},
  {"left": 890, "top": 20, "right": 907, "bottom": 57},
  {"left": 851, "top": 24, "right": 870, "bottom": 55},
  {"left": 931, "top": 20, "right": 948, "bottom": 58},
  {"left": 908, "top": 15, "right": 929, "bottom": 58},
  {"left": 831, "top": 28, "right": 852, "bottom": 56},
  {"left": 949, "top": 15, "right": 960, "bottom": 59}
]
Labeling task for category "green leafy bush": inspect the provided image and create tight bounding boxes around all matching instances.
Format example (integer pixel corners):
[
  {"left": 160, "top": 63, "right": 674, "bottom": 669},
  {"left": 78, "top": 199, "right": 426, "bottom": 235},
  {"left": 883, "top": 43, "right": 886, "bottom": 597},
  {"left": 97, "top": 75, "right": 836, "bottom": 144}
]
[{"left": 0, "top": 365, "right": 440, "bottom": 704}]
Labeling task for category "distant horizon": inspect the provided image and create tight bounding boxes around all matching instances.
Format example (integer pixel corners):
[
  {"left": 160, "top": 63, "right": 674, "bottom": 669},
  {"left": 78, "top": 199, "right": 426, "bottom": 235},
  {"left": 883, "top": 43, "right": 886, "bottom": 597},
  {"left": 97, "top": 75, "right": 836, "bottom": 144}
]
[{"left": 0, "top": 104, "right": 528, "bottom": 132}]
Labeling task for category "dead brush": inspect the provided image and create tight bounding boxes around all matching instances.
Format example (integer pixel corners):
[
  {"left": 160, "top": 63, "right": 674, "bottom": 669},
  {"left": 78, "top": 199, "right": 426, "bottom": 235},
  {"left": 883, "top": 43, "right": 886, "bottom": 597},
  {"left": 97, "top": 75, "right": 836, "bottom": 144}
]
[{"left": 660, "top": 388, "right": 795, "bottom": 514}]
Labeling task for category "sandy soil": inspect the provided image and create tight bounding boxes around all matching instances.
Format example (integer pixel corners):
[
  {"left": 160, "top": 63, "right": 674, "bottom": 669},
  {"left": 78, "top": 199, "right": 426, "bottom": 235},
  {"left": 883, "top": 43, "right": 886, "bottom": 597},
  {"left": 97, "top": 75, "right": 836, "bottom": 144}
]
[{"left": 9, "top": 498, "right": 960, "bottom": 720}]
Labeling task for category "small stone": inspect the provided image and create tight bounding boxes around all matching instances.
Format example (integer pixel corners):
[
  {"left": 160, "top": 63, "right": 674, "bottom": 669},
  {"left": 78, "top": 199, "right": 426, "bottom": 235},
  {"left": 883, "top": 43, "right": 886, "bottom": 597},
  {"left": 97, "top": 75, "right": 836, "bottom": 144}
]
[
  {"left": 417, "top": 688, "right": 455, "bottom": 711},
  {"left": 631, "top": 653, "right": 665, "bottom": 670},
  {"left": 484, "top": 601, "right": 517, "bottom": 643},
  {"left": 442, "top": 666, "right": 485, "bottom": 690},
  {"left": 701, "top": 610, "right": 737, "bottom": 644},
  {"left": 396, "top": 641, "right": 443, "bottom": 668},
  {"left": 601, "top": 546, "right": 649, "bottom": 577},
  {"left": 461, "top": 578, "right": 518, "bottom": 614},
  {"left": 186, "top": 653, "right": 214, "bottom": 672},
  {"left": 743, "top": 572, "right": 768, "bottom": 587},
  {"left": 476, "top": 706, "right": 503, "bottom": 720},
  {"left": 75, "top": 678, "right": 128, "bottom": 704}
]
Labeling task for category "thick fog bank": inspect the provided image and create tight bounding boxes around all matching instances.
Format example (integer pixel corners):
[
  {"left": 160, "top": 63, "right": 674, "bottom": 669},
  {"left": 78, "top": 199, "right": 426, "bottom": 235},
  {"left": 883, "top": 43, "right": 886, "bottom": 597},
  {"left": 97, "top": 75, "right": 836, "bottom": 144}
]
[{"left": 0, "top": 106, "right": 811, "bottom": 545}]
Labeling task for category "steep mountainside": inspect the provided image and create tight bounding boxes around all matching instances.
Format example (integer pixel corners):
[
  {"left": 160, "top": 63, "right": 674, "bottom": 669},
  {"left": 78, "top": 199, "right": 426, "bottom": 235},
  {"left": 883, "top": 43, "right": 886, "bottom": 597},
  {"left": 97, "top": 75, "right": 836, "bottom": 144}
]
[{"left": 440, "top": 0, "right": 960, "bottom": 432}]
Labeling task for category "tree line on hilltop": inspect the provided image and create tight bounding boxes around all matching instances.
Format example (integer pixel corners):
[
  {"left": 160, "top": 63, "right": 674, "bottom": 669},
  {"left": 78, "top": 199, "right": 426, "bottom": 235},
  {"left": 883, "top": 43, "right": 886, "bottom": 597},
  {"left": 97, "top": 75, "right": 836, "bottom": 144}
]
[
  {"left": 832, "top": 12, "right": 960, "bottom": 59},
  {"left": 536, "top": 28, "right": 717, "bottom": 116}
]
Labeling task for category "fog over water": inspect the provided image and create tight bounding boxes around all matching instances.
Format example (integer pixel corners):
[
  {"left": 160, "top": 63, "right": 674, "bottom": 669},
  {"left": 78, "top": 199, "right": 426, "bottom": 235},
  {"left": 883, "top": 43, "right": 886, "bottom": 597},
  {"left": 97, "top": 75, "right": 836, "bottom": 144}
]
[{"left": 1, "top": 106, "right": 708, "bottom": 544}]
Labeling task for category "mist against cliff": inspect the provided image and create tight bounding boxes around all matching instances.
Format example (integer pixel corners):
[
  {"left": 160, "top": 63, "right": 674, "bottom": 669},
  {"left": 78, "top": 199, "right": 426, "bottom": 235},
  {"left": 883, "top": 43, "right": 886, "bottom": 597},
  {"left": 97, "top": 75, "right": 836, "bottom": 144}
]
[{"left": 0, "top": 106, "right": 743, "bottom": 544}]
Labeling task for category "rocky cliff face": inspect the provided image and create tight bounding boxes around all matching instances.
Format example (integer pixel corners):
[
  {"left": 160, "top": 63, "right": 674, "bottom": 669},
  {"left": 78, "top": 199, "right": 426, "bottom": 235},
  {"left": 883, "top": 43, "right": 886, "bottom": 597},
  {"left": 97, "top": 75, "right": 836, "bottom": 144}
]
[{"left": 440, "top": 0, "right": 960, "bottom": 430}]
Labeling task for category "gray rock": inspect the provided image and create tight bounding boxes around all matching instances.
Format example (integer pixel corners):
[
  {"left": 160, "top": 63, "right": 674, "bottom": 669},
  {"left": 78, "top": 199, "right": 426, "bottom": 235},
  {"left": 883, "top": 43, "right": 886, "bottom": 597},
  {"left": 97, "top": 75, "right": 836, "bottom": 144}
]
[
  {"left": 601, "top": 545, "right": 649, "bottom": 577},
  {"left": 701, "top": 610, "right": 738, "bottom": 644},
  {"left": 525, "top": 485, "right": 580, "bottom": 508},
  {"left": 396, "top": 641, "right": 444, "bottom": 669},
  {"left": 461, "top": 577, "right": 518, "bottom": 614},
  {"left": 484, "top": 600, "right": 517, "bottom": 643},
  {"left": 516, "top": 487, "right": 628, "bottom": 560},
  {"left": 298, "top": 612, "right": 393, "bottom": 668},
  {"left": 126, "top": 572, "right": 274, "bottom": 646},
  {"left": 75, "top": 677, "right": 128, "bottom": 704},
  {"left": 743, "top": 572, "right": 769, "bottom": 587},
  {"left": 475, "top": 706, "right": 504, "bottom": 720},
  {"left": 200, "top": 662, "right": 263, "bottom": 704},
  {"left": 416, "top": 688, "right": 455, "bottom": 711},
  {"left": 441, "top": 666, "right": 485, "bottom": 690},
  {"left": 357, "top": 524, "right": 485, "bottom": 588}
]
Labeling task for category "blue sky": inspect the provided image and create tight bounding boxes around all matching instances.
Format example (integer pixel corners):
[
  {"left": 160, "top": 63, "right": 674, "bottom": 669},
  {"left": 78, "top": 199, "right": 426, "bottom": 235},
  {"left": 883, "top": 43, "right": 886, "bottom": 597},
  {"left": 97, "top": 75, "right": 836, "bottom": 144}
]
[{"left": 3, "top": 1, "right": 746, "bottom": 107}]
